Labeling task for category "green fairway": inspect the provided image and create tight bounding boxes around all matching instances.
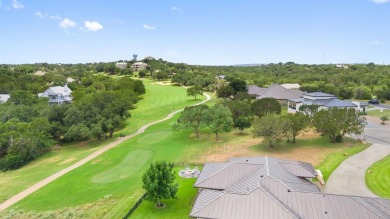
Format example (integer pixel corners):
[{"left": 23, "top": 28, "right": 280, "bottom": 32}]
[
  {"left": 0, "top": 79, "right": 206, "bottom": 208},
  {"left": 130, "top": 167, "right": 198, "bottom": 219},
  {"left": 11, "top": 114, "right": 219, "bottom": 217},
  {"left": 121, "top": 79, "right": 206, "bottom": 135},
  {"left": 366, "top": 155, "right": 390, "bottom": 198}
]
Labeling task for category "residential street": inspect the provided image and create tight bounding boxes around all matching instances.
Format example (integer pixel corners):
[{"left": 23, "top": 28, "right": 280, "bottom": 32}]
[{"left": 325, "top": 117, "right": 390, "bottom": 197}]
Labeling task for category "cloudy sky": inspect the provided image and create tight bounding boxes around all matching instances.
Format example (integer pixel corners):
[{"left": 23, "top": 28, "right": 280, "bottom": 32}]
[{"left": 0, "top": 0, "right": 389, "bottom": 65}]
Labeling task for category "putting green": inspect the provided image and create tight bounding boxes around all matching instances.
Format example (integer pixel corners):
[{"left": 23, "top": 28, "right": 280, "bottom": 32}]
[
  {"left": 137, "top": 131, "right": 173, "bottom": 145},
  {"left": 91, "top": 149, "right": 152, "bottom": 184}
]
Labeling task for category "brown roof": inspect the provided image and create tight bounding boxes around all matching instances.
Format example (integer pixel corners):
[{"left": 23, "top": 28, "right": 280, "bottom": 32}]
[
  {"left": 255, "top": 84, "right": 304, "bottom": 100},
  {"left": 247, "top": 85, "right": 265, "bottom": 95},
  {"left": 190, "top": 156, "right": 390, "bottom": 219}
]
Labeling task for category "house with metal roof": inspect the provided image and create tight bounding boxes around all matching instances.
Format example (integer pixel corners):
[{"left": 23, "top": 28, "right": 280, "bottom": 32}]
[
  {"left": 190, "top": 156, "right": 390, "bottom": 219},
  {"left": 287, "top": 92, "right": 368, "bottom": 114},
  {"left": 247, "top": 84, "right": 304, "bottom": 104},
  {"left": 38, "top": 85, "right": 72, "bottom": 104}
]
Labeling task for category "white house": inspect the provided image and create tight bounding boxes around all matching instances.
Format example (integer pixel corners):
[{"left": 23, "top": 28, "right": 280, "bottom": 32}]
[
  {"left": 39, "top": 85, "right": 72, "bottom": 104},
  {"left": 131, "top": 62, "right": 147, "bottom": 71},
  {"left": 288, "top": 92, "right": 367, "bottom": 114},
  {"left": 115, "top": 62, "right": 127, "bottom": 70},
  {"left": 0, "top": 94, "right": 10, "bottom": 104}
]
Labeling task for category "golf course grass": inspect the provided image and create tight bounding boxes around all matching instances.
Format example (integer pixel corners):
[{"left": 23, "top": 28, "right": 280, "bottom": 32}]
[
  {"left": 366, "top": 155, "right": 390, "bottom": 198},
  {"left": 0, "top": 79, "right": 206, "bottom": 211},
  {"left": 130, "top": 167, "right": 198, "bottom": 219}
]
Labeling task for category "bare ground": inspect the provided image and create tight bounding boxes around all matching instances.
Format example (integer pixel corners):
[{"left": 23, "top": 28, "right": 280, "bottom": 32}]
[{"left": 191, "top": 131, "right": 354, "bottom": 166}]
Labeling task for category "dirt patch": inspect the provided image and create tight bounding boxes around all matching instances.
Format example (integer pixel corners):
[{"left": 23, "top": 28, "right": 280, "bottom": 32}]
[
  {"left": 191, "top": 134, "right": 347, "bottom": 167},
  {"left": 58, "top": 158, "right": 76, "bottom": 165},
  {"left": 151, "top": 82, "right": 172, "bottom": 86}
]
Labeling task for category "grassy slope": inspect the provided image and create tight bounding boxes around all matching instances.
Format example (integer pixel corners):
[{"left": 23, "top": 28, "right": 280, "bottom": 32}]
[
  {"left": 315, "top": 143, "right": 367, "bottom": 181},
  {"left": 0, "top": 79, "right": 204, "bottom": 205},
  {"left": 366, "top": 155, "right": 390, "bottom": 198},
  {"left": 130, "top": 168, "right": 198, "bottom": 219}
]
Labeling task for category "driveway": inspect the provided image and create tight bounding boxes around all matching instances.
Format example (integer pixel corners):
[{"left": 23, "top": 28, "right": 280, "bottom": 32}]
[{"left": 324, "top": 118, "right": 390, "bottom": 197}]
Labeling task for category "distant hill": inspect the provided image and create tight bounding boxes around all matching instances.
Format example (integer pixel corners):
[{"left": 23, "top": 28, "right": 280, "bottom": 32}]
[{"left": 231, "top": 63, "right": 268, "bottom": 66}]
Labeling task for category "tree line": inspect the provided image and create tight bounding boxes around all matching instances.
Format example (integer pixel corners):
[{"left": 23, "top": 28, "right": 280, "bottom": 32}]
[{"left": 0, "top": 76, "right": 145, "bottom": 171}]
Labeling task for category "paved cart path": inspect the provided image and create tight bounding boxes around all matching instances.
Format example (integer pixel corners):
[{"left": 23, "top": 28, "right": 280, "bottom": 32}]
[
  {"left": 0, "top": 93, "right": 211, "bottom": 212},
  {"left": 325, "top": 118, "right": 390, "bottom": 197}
]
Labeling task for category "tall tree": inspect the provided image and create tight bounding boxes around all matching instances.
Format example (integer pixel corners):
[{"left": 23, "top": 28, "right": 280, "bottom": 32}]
[
  {"left": 177, "top": 105, "right": 209, "bottom": 138},
  {"left": 142, "top": 161, "right": 178, "bottom": 207},
  {"left": 202, "top": 104, "right": 234, "bottom": 140},
  {"left": 251, "top": 98, "right": 281, "bottom": 118},
  {"left": 187, "top": 85, "right": 203, "bottom": 100},
  {"left": 282, "top": 113, "right": 310, "bottom": 143},
  {"left": 313, "top": 108, "right": 366, "bottom": 143},
  {"left": 252, "top": 114, "right": 284, "bottom": 147}
]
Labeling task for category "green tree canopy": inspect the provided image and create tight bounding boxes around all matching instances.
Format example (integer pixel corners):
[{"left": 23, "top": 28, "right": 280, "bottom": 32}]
[
  {"left": 251, "top": 98, "right": 281, "bottom": 118},
  {"left": 202, "top": 104, "right": 234, "bottom": 140},
  {"left": 142, "top": 161, "right": 178, "bottom": 207},
  {"left": 187, "top": 85, "right": 203, "bottom": 100},
  {"left": 313, "top": 108, "right": 366, "bottom": 143}
]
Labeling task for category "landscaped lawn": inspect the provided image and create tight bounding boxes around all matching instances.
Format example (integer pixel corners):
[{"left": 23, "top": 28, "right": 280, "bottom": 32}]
[
  {"left": 366, "top": 155, "right": 390, "bottom": 198},
  {"left": 0, "top": 80, "right": 205, "bottom": 208},
  {"left": 315, "top": 143, "right": 367, "bottom": 181},
  {"left": 130, "top": 167, "right": 199, "bottom": 219},
  {"left": 367, "top": 109, "right": 390, "bottom": 118}
]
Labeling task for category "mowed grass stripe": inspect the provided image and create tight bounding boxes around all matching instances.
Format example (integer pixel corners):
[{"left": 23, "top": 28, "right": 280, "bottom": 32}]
[{"left": 366, "top": 155, "right": 390, "bottom": 198}]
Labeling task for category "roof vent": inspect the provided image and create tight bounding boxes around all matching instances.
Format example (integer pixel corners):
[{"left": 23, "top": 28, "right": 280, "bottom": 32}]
[
  {"left": 323, "top": 195, "right": 326, "bottom": 197},
  {"left": 325, "top": 211, "right": 328, "bottom": 214},
  {"left": 260, "top": 175, "right": 263, "bottom": 177},
  {"left": 246, "top": 159, "right": 249, "bottom": 162},
  {"left": 287, "top": 189, "right": 291, "bottom": 192}
]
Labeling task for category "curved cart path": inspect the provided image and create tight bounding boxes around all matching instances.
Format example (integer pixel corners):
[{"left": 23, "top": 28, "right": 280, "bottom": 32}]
[
  {"left": 0, "top": 93, "right": 211, "bottom": 212},
  {"left": 325, "top": 118, "right": 390, "bottom": 197}
]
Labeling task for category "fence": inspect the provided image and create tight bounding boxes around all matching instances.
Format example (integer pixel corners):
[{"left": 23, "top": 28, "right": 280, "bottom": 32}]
[{"left": 122, "top": 193, "right": 147, "bottom": 219}]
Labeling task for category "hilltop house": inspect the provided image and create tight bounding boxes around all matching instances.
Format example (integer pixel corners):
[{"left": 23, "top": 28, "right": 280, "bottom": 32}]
[
  {"left": 288, "top": 92, "right": 368, "bottom": 114},
  {"left": 115, "top": 62, "right": 127, "bottom": 70},
  {"left": 0, "top": 94, "right": 10, "bottom": 104},
  {"left": 190, "top": 156, "right": 390, "bottom": 219},
  {"left": 39, "top": 85, "right": 72, "bottom": 104},
  {"left": 131, "top": 62, "right": 148, "bottom": 71},
  {"left": 281, "top": 83, "right": 301, "bottom": 89},
  {"left": 247, "top": 84, "right": 304, "bottom": 104}
]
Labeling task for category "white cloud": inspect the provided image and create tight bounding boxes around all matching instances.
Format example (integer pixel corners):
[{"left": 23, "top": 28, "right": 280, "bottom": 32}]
[
  {"left": 171, "top": 6, "right": 182, "bottom": 12},
  {"left": 84, "top": 21, "right": 103, "bottom": 31},
  {"left": 369, "top": 0, "right": 389, "bottom": 4},
  {"left": 12, "top": 0, "right": 24, "bottom": 9},
  {"left": 35, "top": 12, "right": 62, "bottom": 20},
  {"left": 49, "top": 15, "right": 62, "bottom": 20},
  {"left": 143, "top": 24, "right": 156, "bottom": 30},
  {"left": 35, "top": 12, "right": 46, "bottom": 18},
  {"left": 59, "top": 18, "right": 76, "bottom": 29}
]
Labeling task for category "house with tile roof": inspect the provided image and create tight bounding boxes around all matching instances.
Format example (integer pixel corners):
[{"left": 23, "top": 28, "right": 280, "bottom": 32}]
[
  {"left": 288, "top": 92, "right": 368, "bottom": 114},
  {"left": 38, "top": 85, "right": 72, "bottom": 104},
  {"left": 190, "top": 156, "right": 390, "bottom": 219},
  {"left": 247, "top": 84, "right": 304, "bottom": 104}
]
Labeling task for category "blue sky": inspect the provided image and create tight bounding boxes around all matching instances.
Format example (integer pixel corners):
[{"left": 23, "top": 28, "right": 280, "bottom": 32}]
[{"left": 0, "top": 0, "right": 389, "bottom": 65}]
